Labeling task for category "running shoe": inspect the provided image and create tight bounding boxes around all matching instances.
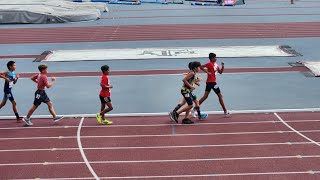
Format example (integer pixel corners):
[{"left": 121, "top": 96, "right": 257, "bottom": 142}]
[
  {"left": 191, "top": 108, "right": 197, "bottom": 118},
  {"left": 169, "top": 111, "right": 175, "bottom": 122},
  {"left": 16, "top": 117, "right": 23, "bottom": 123},
  {"left": 173, "top": 111, "right": 179, "bottom": 122},
  {"left": 182, "top": 118, "right": 194, "bottom": 124},
  {"left": 96, "top": 113, "right": 102, "bottom": 124},
  {"left": 23, "top": 117, "right": 33, "bottom": 126},
  {"left": 199, "top": 113, "right": 208, "bottom": 120},
  {"left": 53, "top": 116, "right": 64, "bottom": 123},
  {"left": 102, "top": 119, "right": 113, "bottom": 125},
  {"left": 224, "top": 110, "right": 231, "bottom": 117},
  {"left": 169, "top": 111, "right": 178, "bottom": 123}
]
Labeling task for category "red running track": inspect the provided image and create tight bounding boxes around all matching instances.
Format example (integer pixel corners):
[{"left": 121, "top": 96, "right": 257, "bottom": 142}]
[
  {"left": 0, "top": 111, "right": 320, "bottom": 179},
  {"left": 0, "top": 22, "right": 320, "bottom": 44}
]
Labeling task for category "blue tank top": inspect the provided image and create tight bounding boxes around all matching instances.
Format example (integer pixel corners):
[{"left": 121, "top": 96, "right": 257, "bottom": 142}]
[{"left": 4, "top": 71, "right": 16, "bottom": 90}]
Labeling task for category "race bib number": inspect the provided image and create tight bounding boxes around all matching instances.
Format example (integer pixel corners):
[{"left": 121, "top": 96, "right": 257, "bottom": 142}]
[
  {"left": 214, "top": 84, "right": 219, "bottom": 89},
  {"left": 36, "top": 94, "right": 41, "bottom": 99},
  {"left": 184, "top": 93, "right": 190, "bottom": 98},
  {"left": 9, "top": 81, "right": 14, "bottom": 88}
]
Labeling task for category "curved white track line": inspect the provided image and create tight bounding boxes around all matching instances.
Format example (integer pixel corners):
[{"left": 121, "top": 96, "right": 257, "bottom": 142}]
[
  {"left": 77, "top": 117, "right": 99, "bottom": 180},
  {"left": 274, "top": 113, "right": 320, "bottom": 147}
]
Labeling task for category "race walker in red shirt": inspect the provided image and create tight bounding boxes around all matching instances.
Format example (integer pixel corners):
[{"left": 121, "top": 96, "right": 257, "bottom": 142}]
[
  {"left": 198, "top": 53, "right": 230, "bottom": 116},
  {"left": 96, "top": 65, "right": 113, "bottom": 125},
  {"left": 23, "top": 64, "right": 64, "bottom": 126}
]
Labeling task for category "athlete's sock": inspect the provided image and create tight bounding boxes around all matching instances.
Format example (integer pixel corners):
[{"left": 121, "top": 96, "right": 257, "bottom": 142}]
[
  {"left": 173, "top": 104, "right": 182, "bottom": 112},
  {"left": 15, "top": 112, "right": 20, "bottom": 119},
  {"left": 195, "top": 107, "right": 201, "bottom": 117}
]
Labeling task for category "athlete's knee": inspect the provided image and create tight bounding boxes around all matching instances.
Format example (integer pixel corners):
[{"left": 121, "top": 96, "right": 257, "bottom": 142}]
[
  {"left": 203, "top": 93, "right": 209, "bottom": 99},
  {"left": 46, "top": 102, "right": 53, "bottom": 108},
  {"left": 0, "top": 101, "right": 6, "bottom": 108},
  {"left": 108, "top": 104, "right": 113, "bottom": 110},
  {"left": 11, "top": 100, "right": 16, "bottom": 106}
]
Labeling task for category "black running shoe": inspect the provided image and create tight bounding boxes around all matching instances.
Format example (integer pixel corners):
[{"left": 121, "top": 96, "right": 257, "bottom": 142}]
[
  {"left": 174, "top": 111, "right": 179, "bottom": 121},
  {"left": 169, "top": 111, "right": 175, "bottom": 122},
  {"left": 169, "top": 111, "right": 178, "bottom": 123},
  {"left": 182, "top": 118, "right": 194, "bottom": 124}
]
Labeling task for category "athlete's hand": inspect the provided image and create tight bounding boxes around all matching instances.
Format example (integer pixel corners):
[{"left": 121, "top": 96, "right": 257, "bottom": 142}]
[
  {"left": 5, "top": 78, "right": 10, "bottom": 82},
  {"left": 196, "top": 76, "right": 202, "bottom": 81},
  {"left": 221, "top": 62, "right": 225, "bottom": 66},
  {"left": 191, "top": 86, "right": 196, "bottom": 90},
  {"left": 51, "top": 77, "right": 56, "bottom": 81},
  {"left": 109, "top": 85, "right": 113, "bottom": 88},
  {"left": 15, "top": 74, "right": 19, "bottom": 79}
]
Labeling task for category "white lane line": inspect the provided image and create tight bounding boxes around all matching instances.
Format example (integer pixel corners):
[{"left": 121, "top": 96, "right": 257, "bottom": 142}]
[
  {"left": 11, "top": 170, "right": 320, "bottom": 179},
  {"left": 2, "top": 155, "right": 320, "bottom": 166},
  {"left": 81, "top": 142, "right": 313, "bottom": 150},
  {"left": 1, "top": 129, "right": 320, "bottom": 141},
  {"left": 2, "top": 119, "right": 320, "bottom": 130},
  {"left": 0, "top": 136, "right": 76, "bottom": 140},
  {"left": 0, "top": 141, "right": 315, "bottom": 152},
  {"left": 77, "top": 117, "right": 99, "bottom": 180},
  {"left": 0, "top": 120, "right": 279, "bottom": 129},
  {"left": 0, "top": 120, "right": 279, "bottom": 130},
  {"left": 1, "top": 107, "right": 320, "bottom": 120},
  {"left": 274, "top": 113, "right": 320, "bottom": 147},
  {"left": 1, "top": 119, "right": 320, "bottom": 130}
]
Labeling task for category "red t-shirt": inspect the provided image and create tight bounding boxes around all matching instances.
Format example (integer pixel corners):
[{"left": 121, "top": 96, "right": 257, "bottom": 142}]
[
  {"left": 32, "top": 74, "right": 48, "bottom": 90},
  {"left": 204, "top": 62, "right": 220, "bottom": 82},
  {"left": 99, "top": 75, "right": 111, "bottom": 97}
]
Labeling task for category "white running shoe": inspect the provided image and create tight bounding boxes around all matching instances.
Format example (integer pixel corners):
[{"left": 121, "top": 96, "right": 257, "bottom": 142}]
[
  {"left": 191, "top": 108, "right": 197, "bottom": 118},
  {"left": 224, "top": 110, "right": 231, "bottom": 117},
  {"left": 53, "top": 116, "right": 64, "bottom": 123},
  {"left": 23, "top": 117, "right": 33, "bottom": 126}
]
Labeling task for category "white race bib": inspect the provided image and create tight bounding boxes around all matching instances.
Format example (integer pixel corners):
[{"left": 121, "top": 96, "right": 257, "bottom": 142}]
[{"left": 9, "top": 81, "right": 14, "bottom": 88}]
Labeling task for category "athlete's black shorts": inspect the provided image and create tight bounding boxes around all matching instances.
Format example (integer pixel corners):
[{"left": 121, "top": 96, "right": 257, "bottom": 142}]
[
  {"left": 3, "top": 89, "right": 14, "bottom": 101},
  {"left": 33, "top": 89, "right": 50, "bottom": 106},
  {"left": 100, "top": 95, "right": 111, "bottom": 104},
  {"left": 181, "top": 90, "right": 197, "bottom": 106},
  {"left": 205, "top": 82, "right": 221, "bottom": 94}
]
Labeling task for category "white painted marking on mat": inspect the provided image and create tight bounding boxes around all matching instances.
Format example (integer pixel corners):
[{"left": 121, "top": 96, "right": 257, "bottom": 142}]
[
  {"left": 302, "top": 61, "right": 320, "bottom": 76},
  {"left": 274, "top": 113, "right": 320, "bottom": 147},
  {"left": 44, "top": 45, "right": 292, "bottom": 62},
  {"left": 77, "top": 117, "right": 99, "bottom": 180},
  {"left": 12, "top": 71, "right": 300, "bottom": 80}
]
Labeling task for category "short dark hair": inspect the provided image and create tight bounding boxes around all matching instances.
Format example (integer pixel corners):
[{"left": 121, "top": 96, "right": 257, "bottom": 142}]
[
  {"left": 192, "top": 61, "right": 201, "bottom": 69},
  {"left": 7, "top": 61, "right": 15, "bottom": 70},
  {"left": 101, "top": 65, "right": 109, "bottom": 73},
  {"left": 188, "top": 62, "right": 193, "bottom": 70},
  {"left": 209, "top": 53, "right": 216, "bottom": 60},
  {"left": 38, "top": 64, "right": 48, "bottom": 72}
]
